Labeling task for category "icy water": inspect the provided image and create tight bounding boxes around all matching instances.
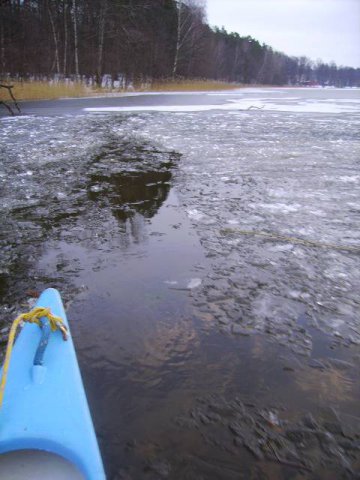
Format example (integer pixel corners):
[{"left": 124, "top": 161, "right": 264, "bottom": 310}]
[{"left": 1, "top": 88, "right": 360, "bottom": 479}]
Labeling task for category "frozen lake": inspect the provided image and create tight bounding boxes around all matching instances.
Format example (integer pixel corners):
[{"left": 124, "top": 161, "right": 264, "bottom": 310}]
[{"left": 1, "top": 87, "right": 360, "bottom": 478}]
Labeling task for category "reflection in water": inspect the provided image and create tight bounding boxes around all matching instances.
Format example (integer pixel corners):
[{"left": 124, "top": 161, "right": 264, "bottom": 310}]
[
  {"left": 295, "top": 366, "right": 354, "bottom": 404},
  {"left": 0, "top": 125, "right": 177, "bottom": 306},
  {"left": 87, "top": 140, "right": 175, "bottom": 244},
  {"left": 88, "top": 171, "right": 172, "bottom": 244},
  {"left": 88, "top": 170, "right": 172, "bottom": 220}
]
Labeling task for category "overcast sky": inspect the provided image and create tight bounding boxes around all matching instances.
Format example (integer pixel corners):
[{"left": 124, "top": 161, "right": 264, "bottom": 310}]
[{"left": 205, "top": 0, "right": 360, "bottom": 68}]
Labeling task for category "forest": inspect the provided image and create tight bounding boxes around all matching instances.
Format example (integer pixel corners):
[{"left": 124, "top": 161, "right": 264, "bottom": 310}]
[{"left": 1, "top": 0, "right": 359, "bottom": 88}]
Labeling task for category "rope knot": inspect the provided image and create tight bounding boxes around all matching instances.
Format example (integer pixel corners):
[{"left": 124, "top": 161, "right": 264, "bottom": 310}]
[
  {"left": 21, "top": 307, "right": 68, "bottom": 340},
  {"left": 0, "top": 305, "right": 69, "bottom": 408}
]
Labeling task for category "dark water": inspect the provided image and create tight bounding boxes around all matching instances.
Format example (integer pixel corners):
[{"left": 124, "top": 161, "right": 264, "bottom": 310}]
[{"left": 1, "top": 89, "right": 360, "bottom": 479}]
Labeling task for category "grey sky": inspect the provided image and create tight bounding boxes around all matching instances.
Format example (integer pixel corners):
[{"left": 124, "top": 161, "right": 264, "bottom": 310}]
[{"left": 205, "top": 0, "right": 360, "bottom": 68}]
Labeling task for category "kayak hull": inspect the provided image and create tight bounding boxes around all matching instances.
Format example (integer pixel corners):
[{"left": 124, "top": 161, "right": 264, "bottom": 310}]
[
  {"left": 0, "top": 449, "right": 84, "bottom": 479},
  {"left": 0, "top": 288, "right": 105, "bottom": 479}
]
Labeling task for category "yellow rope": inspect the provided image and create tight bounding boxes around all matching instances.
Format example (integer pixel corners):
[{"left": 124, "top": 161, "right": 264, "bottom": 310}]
[
  {"left": 220, "top": 228, "right": 360, "bottom": 253},
  {"left": 0, "top": 307, "right": 68, "bottom": 408}
]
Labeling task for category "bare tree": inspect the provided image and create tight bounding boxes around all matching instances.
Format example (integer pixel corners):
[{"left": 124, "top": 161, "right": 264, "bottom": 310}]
[
  {"left": 0, "top": 84, "right": 21, "bottom": 115},
  {"left": 72, "top": 0, "right": 80, "bottom": 78},
  {"left": 0, "top": 13, "right": 5, "bottom": 73},
  {"left": 172, "top": 0, "right": 183, "bottom": 77},
  {"left": 97, "top": 0, "right": 108, "bottom": 86},
  {"left": 48, "top": 0, "right": 61, "bottom": 74},
  {"left": 63, "top": 0, "right": 68, "bottom": 75},
  {"left": 172, "top": 0, "right": 206, "bottom": 77}
]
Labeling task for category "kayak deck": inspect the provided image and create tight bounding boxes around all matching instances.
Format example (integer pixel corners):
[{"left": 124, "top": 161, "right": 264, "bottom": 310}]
[{"left": 0, "top": 289, "right": 105, "bottom": 479}]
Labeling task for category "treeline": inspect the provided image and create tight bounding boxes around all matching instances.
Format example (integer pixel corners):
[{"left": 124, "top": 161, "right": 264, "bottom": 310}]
[{"left": 1, "top": 0, "right": 359, "bottom": 87}]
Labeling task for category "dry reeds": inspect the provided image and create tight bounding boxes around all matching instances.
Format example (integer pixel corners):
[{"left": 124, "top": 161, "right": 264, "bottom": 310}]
[
  {"left": 142, "top": 79, "right": 241, "bottom": 92},
  {"left": 0, "top": 80, "right": 89, "bottom": 102},
  {"left": 0, "top": 78, "right": 242, "bottom": 102}
]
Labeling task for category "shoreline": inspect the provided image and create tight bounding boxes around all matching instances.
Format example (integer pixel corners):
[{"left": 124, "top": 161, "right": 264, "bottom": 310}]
[{"left": 3, "top": 80, "right": 353, "bottom": 103}]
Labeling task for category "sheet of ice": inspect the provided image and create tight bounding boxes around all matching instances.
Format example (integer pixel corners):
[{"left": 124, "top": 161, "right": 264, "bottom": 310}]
[
  {"left": 62, "top": 90, "right": 236, "bottom": 100},
  {"left": 256, "top": 203, "right": 302, "bottom": 213},
  {"left": 186, "top": 209, "right": 204, "bottom": 221},
  {"left": 109, "top": 92, "right": 359, "bottom": 348},
  {"left": 187, "top": 278, "right": 202, "bottom": 289},
  {"left": 84, "top": 95, "right": 360, "bottom": 114},
  {"left": 208, "top": 88, "right": 285, "bottom": 95},
  {"left": 85, "top": 105, "right": 225, "bottom": 113},
  {"left": 2, "top": 87, "right": 360, "bottom": 352}
]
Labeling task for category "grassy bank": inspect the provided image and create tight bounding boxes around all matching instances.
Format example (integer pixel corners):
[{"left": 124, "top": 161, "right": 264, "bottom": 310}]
[
  {"left": 0, "top": 79, "right": 241, "bottom": 102},
  {"left": 0, "top": 81, "right": 89, "bottom": 102},
  {"left": 140, "top": 79, "right": 242, "bottom": 92}
]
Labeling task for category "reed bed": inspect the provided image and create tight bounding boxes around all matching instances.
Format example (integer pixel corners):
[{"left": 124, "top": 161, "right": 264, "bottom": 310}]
[
  {"left": 0, "top": 79, "right": 241, "bottom": 102},
  {"left": 0, "top": 81, "right": 89, "bottom": 102},
  {"left": 142, "top": 79, "right": 241, "bottom": 92}
]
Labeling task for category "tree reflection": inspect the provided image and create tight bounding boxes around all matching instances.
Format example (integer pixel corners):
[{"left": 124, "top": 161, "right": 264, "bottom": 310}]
[{"left": 87, "top": 141, "right": 176, "bottom": 244}]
